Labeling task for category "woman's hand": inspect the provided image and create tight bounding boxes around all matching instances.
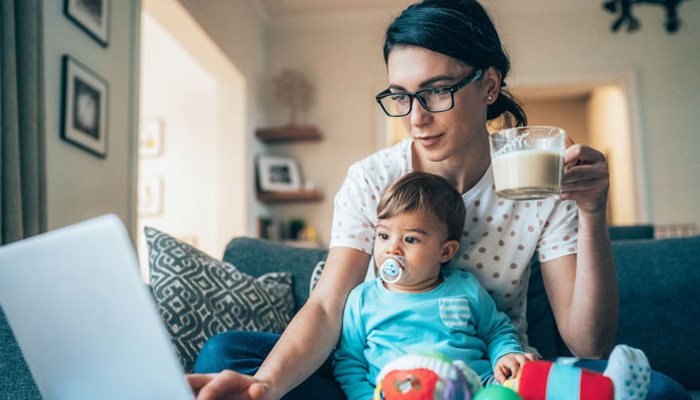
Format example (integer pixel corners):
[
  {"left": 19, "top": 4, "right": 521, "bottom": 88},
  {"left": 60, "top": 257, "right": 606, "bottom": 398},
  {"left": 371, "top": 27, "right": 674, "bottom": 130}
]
[
  {"left": 187, "top": 371, "right": 275, "bottom": 400},
  {"left": 561, "top": 137, "right": 610, "bottom": 216},
  {"left": 493, "top": 352, "right": 535, "bottom": 384}
]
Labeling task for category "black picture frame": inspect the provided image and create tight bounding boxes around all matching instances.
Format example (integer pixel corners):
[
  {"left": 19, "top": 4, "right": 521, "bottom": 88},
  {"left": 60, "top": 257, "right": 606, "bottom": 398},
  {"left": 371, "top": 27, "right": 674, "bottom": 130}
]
[
  {"left": 64, "top": 0, "right": 110, "bottom": 47},
  {"left": 61, "top": 55, "right": 109, "bottom": 158}
]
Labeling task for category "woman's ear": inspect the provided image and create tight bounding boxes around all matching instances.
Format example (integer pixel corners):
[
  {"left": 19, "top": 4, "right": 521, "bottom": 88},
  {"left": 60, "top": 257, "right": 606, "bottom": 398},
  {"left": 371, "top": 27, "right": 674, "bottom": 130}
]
[
  {"left": 439, "top": 240, "right": 461, "bottom": 263},
  {"left": 483, "top": 67, "right": 502, "bottom": 105}
]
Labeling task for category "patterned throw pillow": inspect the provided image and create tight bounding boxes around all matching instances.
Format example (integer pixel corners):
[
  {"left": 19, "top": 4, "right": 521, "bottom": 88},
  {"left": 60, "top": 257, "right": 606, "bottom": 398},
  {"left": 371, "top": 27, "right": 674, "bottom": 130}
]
[{"left": 144, "top": 227, "right": 295, "bottom": 372}]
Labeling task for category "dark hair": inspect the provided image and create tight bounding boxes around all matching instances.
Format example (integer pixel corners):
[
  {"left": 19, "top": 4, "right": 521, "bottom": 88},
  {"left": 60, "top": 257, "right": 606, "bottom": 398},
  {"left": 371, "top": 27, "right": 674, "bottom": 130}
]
[
  {"left": 377, "top": 172, "right": 466, "bottom": 242},
  {"left": 383, "top": 0, "right": 527, "bottom": 127}
]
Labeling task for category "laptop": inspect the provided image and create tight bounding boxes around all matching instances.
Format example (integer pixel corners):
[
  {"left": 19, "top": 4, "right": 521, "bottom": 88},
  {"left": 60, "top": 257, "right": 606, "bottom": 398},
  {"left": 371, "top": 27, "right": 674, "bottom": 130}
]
[{"left": 0, "top": 214, "right": 194, "bottom": 400}]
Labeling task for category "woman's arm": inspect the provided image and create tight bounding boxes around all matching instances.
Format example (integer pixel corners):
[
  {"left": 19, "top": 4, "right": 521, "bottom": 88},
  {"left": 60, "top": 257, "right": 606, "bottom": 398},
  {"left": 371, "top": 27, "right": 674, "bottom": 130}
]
[
  {"left": 190, "top": 247, "right": 371, "bottom": 400},
  {"left": 539, "top": 143, "right": 618, "bottom": 359}
]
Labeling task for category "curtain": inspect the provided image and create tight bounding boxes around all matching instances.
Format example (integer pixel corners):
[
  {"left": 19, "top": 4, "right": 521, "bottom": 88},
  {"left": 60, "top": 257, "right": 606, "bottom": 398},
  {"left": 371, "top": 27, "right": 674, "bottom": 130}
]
[{"left": 0, "top": 0, "right": 46, "bottom": 245}]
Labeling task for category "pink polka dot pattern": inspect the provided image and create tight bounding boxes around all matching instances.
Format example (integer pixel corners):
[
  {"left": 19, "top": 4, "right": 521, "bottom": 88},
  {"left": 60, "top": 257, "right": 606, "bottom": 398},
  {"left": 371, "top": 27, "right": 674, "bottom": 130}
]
[
  {"left": 499, "top": 240, "right": 505, "bottom": 246},
  {"left": 475, "top": 200, "right": 481, "bottom": 207},
  {"left": 493, "top": 255, "right": 500, "bottom": 261},
  {"left": 462, "top": 254, "right": 470, "bottom": 260},
  {"left": 497, "top": 227, "right": 503, "bottom": 232},
  {"left": 493, "top": 273, "right": 500, "bottom": 278},
  {"left": 478, "top": 247, "right": 486, "bottom": 253},
  {"left": 477, "top": 263, "right": 484, "bottom": 269},
  {"left": 482, "top": 232, "right": 489, "bottom": 237},
  {"left": 518, "top": 245, "right": 524, "bottom": 250},
  {"left": 487, "top": 216, "right": 493, "bottom": 222},
  {"left": 510, "top": 263, "right": 517, "bottom": 269},
  {"left": 498, "top": 201, "right": 505, "bottom": 206}
]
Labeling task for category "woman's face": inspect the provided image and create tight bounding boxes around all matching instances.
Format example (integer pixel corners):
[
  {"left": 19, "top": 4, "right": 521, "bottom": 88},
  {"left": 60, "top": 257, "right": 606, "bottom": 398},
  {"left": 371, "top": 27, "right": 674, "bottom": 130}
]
[{"left": 386, "top": 46, "right": 499, "bottom": 164}]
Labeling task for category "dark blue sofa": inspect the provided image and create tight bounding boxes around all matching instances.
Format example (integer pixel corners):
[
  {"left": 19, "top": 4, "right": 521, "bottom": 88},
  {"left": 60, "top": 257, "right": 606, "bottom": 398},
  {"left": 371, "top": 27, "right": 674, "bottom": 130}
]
[{"left": 2, "top": 234, "right": 699, "bottom": 399}]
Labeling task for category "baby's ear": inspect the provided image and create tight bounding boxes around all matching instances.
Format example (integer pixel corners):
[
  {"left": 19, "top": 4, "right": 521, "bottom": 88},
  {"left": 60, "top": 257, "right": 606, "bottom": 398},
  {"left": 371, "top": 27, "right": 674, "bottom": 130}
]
[{"left": 440, "top": 240, "right": 460, "bottom": 263}]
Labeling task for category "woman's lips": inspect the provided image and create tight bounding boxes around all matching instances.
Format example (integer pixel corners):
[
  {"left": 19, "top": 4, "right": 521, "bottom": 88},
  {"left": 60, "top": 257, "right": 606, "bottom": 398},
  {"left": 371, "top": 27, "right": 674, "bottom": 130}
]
[{"left": 415, "top": 133, "right": 444, "bottom": 147}]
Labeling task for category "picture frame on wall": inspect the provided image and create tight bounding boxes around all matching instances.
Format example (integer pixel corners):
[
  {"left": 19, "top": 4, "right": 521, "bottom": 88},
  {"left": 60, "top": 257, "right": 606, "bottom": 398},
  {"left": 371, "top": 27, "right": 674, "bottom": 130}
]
[
  {"left": 64, "top": 0, "right": 110, "bottom": 47},
  {"left": 257, "top": 155, "right": 302, "bottom": 192},
  {"left": 139, "top": 117, "right": 164, "bottom": 158},
  {"left": 61, "top": 55, "right": 109, "bottom": 158},
  {"left": 138, "top": 177, "right": 163, "bottom": 217}
]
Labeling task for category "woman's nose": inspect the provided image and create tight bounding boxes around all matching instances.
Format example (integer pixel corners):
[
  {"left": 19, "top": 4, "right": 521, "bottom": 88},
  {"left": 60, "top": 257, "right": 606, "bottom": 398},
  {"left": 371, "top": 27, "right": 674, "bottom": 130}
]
[{"left": 410, "top": 97, "right": 431, "bottom": 127}]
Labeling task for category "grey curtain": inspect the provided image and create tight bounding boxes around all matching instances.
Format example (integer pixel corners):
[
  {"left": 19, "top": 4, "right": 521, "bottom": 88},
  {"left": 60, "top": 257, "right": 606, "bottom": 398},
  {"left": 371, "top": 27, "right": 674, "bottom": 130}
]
[{"left": 1, "top": 0, "right": 46, "bottom": 245}]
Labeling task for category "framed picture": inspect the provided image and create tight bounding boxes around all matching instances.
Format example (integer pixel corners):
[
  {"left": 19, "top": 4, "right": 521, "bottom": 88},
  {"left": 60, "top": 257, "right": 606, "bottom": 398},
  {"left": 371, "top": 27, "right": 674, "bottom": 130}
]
[
  {"left": 61, "top": 55, "right": 109, "bottom": 158},
  {"left": 139, "top": 117, "right": 164, "bottom": 158},
  {"left": 257, "top": 155, "right": 302, "bottom": 192},
  {"left": 64, "top": 0, "right": 110, "bottom": 47},
  {"left": 138, "top": 177, "right": 163, "bottom": 216}
]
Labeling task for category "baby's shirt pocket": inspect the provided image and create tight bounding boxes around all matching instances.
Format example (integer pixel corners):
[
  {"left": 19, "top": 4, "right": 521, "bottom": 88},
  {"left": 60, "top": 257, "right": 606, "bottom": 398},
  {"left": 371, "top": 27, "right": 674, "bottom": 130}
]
[{"left": 438, "top": 297, "right": 473, "bottom": 332}]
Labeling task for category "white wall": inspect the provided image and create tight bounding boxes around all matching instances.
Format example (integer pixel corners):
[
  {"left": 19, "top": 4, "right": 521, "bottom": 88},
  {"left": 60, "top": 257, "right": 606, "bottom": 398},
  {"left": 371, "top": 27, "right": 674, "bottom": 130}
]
[
  {"left": 492, "top": 2, "right": 700, "bottom": 225},
  {"left": 43, "top": 0, "right": 141, "bottom": 237},
  {"left": 175, "top": 0, "right": 269, "bottom": 238},
  {"left": 138, "top": 13, "right": 218, "bottom": 276}
]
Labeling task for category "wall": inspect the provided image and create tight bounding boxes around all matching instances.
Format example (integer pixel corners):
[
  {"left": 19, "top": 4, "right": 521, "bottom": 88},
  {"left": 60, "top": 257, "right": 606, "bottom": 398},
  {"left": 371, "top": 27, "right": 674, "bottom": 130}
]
[
  {"left": 491, "top": 1, "right": 700, "bottom": 225},
  {"left": 175, "top": 0, "right": 269, "bottom": 238},
  {"left": 520, "top": 96, "right": 590, "bottom": 144},
  {"left": 137, "top": 12, "right": 217, "bottom": 277},
  {"left": 43, "top": 0, "right": 142, "bottom": 237},
  {"left": 139, "top": 0, "right": 247, "bottom": 276}
]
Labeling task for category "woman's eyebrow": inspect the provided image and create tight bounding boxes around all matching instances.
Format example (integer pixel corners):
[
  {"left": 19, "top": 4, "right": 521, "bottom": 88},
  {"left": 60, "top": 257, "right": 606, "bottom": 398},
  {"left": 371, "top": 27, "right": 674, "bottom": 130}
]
[{"left": 389, "top": 75, "right": 456, "bottom": 91}]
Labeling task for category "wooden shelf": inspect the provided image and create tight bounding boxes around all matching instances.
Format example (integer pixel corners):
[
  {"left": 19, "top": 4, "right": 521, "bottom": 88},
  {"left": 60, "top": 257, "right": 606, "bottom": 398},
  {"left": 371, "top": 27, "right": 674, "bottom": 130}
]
[
  {"left": 257, "top": 189, "right": 323, "bottom": 203},
  {"left": 255, "top": 126, "right": 322, "bottom": 143}
]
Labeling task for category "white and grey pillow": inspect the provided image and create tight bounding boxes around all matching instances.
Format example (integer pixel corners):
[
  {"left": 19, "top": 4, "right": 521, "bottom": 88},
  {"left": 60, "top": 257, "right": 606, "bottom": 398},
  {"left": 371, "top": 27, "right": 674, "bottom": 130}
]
[{"left": 145, "top": 227, "right": 295, "bottom": 373}]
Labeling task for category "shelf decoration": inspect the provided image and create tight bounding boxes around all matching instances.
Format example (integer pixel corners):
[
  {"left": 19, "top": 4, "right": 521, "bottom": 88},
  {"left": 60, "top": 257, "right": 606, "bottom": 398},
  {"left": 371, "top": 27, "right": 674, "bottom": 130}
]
[{"left": 273, "top": 69, "right": 314, "bottom": 127}]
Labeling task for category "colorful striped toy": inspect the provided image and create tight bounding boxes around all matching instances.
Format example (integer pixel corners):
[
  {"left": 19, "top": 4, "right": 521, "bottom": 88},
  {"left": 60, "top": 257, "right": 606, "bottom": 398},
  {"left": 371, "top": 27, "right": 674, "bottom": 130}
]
[{"left": 503, "top": 360, "right": 614, "bottom": 400}]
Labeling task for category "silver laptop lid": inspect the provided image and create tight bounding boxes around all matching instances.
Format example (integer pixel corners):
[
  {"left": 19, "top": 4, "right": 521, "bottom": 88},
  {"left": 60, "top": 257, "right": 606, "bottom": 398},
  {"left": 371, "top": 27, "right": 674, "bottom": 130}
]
[{"left": 0, "top": 214, "right": 194, "bottom": 400}]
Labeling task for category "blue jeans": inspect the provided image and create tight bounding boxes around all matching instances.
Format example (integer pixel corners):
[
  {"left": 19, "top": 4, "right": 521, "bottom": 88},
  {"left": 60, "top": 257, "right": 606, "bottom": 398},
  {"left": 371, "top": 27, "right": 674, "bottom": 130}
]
[
  {"left": 195, "top": 331, "right": 690, "bottom": 400},
  {"left": 194, "top": 331, "right": 346, "bottom": 400}
]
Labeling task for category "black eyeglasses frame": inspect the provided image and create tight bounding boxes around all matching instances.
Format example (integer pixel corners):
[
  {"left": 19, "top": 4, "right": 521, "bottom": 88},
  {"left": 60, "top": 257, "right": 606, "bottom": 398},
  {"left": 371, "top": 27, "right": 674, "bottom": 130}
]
[{"left": 375, "top": 69, "right": 485, "bottom": 117}]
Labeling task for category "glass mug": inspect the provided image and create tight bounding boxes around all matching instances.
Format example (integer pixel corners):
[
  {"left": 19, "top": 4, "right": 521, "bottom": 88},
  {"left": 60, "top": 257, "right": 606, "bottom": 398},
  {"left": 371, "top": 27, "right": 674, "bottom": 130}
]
[{"left": 489, "top": 126, "right": 566, "bottom": 200}]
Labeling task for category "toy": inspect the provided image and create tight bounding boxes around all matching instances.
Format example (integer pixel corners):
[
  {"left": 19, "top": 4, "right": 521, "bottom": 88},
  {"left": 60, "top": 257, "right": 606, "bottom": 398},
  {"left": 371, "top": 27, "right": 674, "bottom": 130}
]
[
  {"left": 503, "top": 360, "right": 614, "bottom": 400},
  {"left": 502, "top": 344, "right": 650, "bottom": 400},
  {"left": 374, "top": 353, "right": 483, "bottom": 400},
  {"left": 472, "top": 386, "right": 523, "bottom": 400}
]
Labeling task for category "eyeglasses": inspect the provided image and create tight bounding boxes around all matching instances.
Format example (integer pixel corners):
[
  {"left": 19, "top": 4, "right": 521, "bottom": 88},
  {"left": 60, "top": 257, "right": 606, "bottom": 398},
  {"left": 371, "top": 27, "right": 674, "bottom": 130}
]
[{"left": 375, "top": 69, "right": 484, "bottom": 117}]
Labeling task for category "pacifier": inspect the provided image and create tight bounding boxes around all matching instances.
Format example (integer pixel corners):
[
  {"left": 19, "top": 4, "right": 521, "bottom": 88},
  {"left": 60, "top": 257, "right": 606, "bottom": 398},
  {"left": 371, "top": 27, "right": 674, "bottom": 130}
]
[{"left": 380, "top": 257, "right": 406, "bottom": 284}]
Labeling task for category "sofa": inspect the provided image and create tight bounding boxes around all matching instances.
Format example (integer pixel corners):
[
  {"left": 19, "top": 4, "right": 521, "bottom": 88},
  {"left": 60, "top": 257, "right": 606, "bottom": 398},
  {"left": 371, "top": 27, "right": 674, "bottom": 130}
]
[{"left": 2, "top": 233, "right": 699, "bottom": 399}]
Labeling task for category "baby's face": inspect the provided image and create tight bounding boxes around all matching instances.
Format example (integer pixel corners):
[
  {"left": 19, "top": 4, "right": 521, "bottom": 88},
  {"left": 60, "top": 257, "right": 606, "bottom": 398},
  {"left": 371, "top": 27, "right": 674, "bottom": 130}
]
[{"left": 374, "top": 209, "right": 458, "bottom": 290}]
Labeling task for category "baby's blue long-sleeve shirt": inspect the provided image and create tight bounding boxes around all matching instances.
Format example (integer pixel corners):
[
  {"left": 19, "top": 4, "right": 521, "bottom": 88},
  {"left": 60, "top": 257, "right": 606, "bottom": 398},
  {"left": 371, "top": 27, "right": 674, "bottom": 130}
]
[{"left": 333, "top": 270, "right": 524, "bottom": 400}]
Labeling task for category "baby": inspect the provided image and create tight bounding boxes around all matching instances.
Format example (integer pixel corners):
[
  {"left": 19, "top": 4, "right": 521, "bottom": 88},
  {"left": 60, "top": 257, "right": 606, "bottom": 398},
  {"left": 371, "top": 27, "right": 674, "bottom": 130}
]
[{"left": 333, "top": 171, "right": 534, "bottom": 400}]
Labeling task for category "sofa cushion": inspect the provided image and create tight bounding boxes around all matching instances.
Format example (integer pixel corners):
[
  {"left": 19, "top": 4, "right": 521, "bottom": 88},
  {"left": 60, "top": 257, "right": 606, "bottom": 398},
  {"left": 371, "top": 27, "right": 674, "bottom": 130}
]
[
  {"left": 0, "top": 306, "right": 41, "bottom": 400},
  {"left": 145, "top": 228, "right": 295, "bottom": 373},
  {"left": 613, "top": 235, "right": 700, "bottom": 390},
  {"left": 223, "top": 237, "right": 329, "bottom": 312}
]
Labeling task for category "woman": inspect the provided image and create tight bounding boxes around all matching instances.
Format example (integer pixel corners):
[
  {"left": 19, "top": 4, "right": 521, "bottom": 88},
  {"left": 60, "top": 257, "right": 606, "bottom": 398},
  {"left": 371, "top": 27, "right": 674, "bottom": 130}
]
[{"left": 188, "top": 1, "right": 688, "bottom": 399}]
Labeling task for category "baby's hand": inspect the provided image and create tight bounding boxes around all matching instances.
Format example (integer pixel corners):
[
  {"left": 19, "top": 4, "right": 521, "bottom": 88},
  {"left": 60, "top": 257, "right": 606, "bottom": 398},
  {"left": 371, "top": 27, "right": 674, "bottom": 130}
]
[{"left": 494, "top": 352, "right": 535, "bottom": 384}]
